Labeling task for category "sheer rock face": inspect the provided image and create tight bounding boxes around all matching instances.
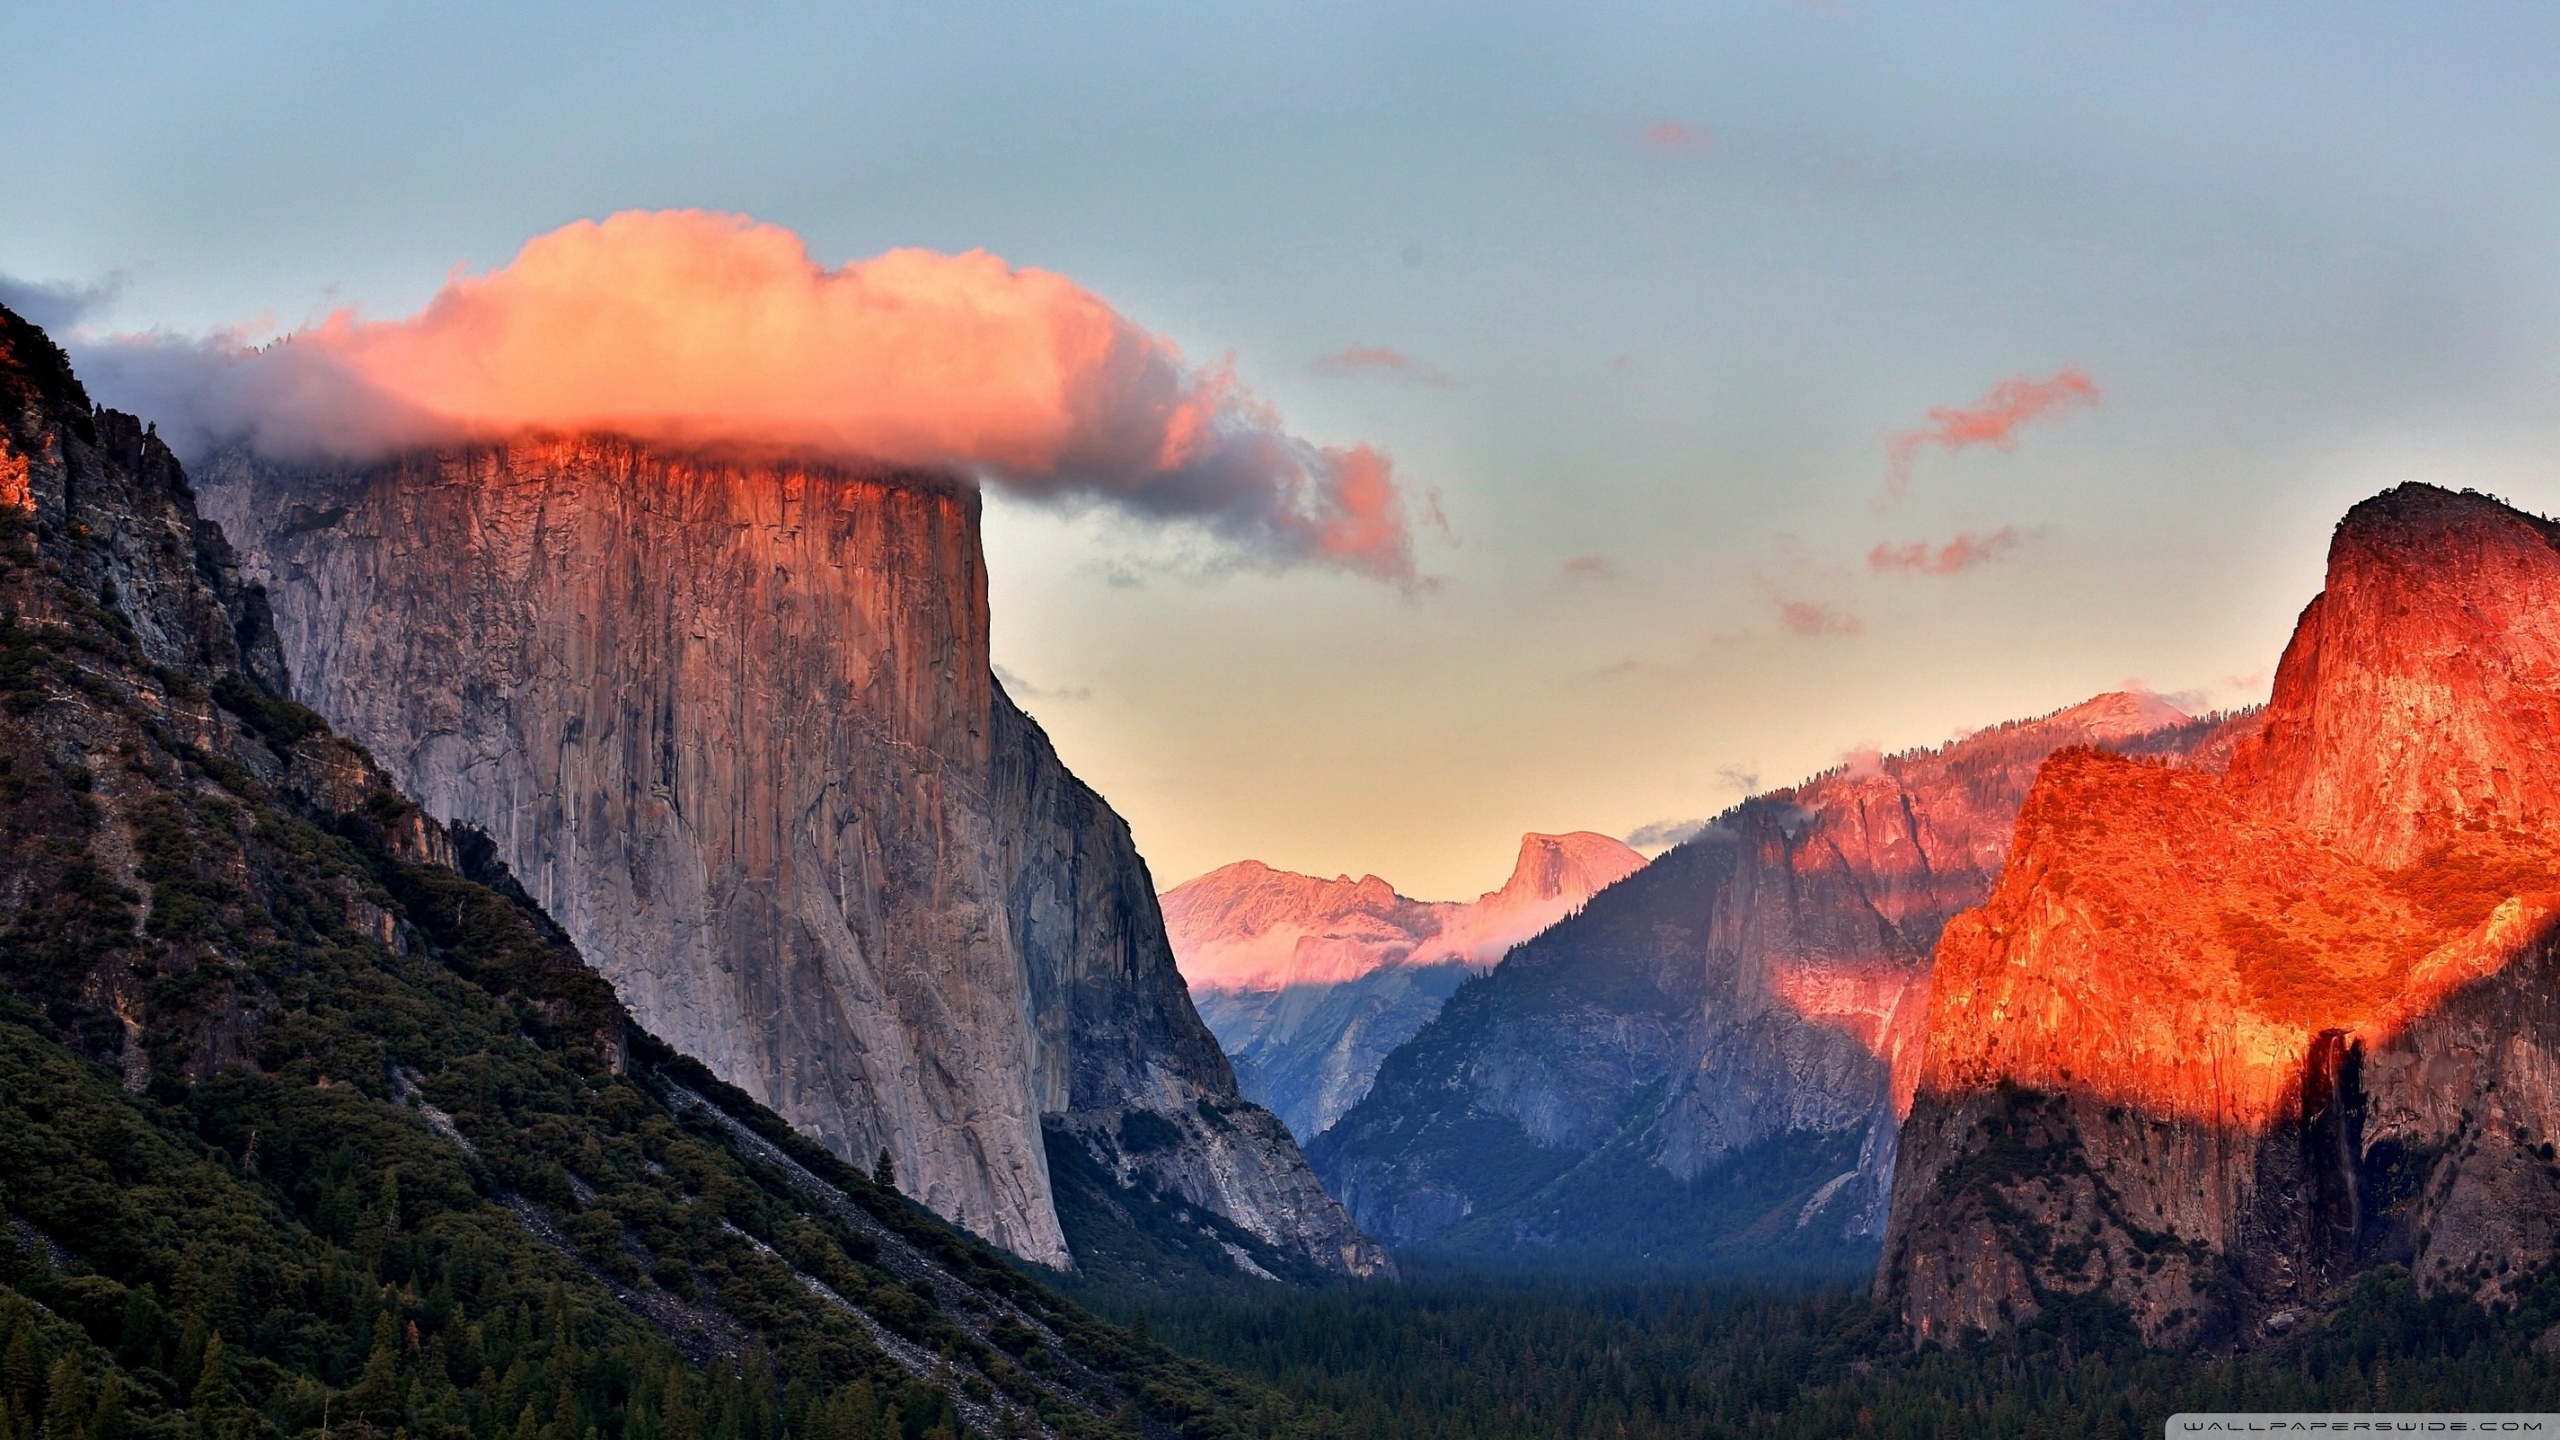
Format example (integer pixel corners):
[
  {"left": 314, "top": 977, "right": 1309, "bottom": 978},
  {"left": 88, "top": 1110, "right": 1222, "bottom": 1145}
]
[
  {"left": 2231, "top": 485, "right": 2560, "bottom": 868},
  {"left": 197, "top": 438, "right": 1385, "bottom": 1277},
  {"left": 1310, "top": 693, "right": 2217, "bottom": 1262},
  {"left": 1882, "top": 484, "right": 2560, "bottom": 1347},
  {"left": 1166, "top": 832, "right": 1645, "bottom": 1140}
]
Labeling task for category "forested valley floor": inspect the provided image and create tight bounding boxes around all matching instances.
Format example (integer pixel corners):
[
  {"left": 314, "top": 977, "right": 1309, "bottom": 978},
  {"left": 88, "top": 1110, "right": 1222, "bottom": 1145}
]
[{"left": 1075, "top": 1262, "right": 2560, "bottom": 1439}]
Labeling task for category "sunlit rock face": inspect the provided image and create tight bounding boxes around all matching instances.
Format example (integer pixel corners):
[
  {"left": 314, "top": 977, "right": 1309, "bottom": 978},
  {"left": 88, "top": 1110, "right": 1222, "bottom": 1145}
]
[
  {"left": 1309, "top": 693, "right": 2219, "bottom": 1269},
  {"left": 198, "top": 438, "right": 1387, "bottom": 1278},
  {"left": 1167, "top": 832, "right": 1646, "bottom": 1140},
  {"left": 1883, "top": 484, "right": 2560, "bottom": 1348}
]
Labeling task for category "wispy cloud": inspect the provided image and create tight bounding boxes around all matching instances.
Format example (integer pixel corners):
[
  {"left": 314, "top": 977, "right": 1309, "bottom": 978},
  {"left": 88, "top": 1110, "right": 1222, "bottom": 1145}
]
[
  {"left": 1311, "top": 344, "right": 1454, "bottom": 388},
  {"left": 1716, "top": 764, "right": 1761, "bottom": 795},
  {"left": 1885, "top": 368, "right": 2098, "bottom": 499},
  {"left": 1868, "top": 526, "right": 2022, "bottom": 575},
  {"left": 0, "top": 272, "right": 126, "bottom": 332},
  {"left": 1625, "top": 818, "right": 1711, "bottom": 849},
  {"left": 1778, "top": 599, "right": 1861, "bottom": 636},
  {"left": 993, "top": 664, "right": 1092, "bottom": 703},
  {"left": 1639, "top": 120, "right": 1718, "bottom": 154},
  {"left": 1561, "top": 553, "right": 1614, "bottom": 579}
]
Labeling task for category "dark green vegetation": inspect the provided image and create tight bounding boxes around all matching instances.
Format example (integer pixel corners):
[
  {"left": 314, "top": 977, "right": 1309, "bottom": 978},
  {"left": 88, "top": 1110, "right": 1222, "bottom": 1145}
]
[
  {"left": 1109, "top": 1265, "right": 2560, "bottom": 1440},
  {"left": 0, "top": 301, "right": 1312, "bottom": 1440}
]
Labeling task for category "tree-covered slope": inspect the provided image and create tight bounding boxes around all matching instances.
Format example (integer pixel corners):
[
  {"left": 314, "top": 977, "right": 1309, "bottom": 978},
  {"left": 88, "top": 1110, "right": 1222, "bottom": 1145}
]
[{"left": 0, "top": 302, "right": 1315, "bottom": 1440}]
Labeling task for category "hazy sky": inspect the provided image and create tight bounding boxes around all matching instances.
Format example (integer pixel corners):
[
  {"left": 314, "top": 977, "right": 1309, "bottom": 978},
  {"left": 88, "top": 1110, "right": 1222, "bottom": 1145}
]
[{"left": 9, "top": 3, "right": 2560, "bottom": 898}]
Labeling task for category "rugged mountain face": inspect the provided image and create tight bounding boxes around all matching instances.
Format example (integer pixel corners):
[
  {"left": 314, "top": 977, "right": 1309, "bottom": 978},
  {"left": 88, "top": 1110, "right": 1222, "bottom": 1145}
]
[
  {"left": 0, "top": 300, "right": 1309, "bottom": 1440},
  {"left": 1309, "top": 693, "right": 2220, "bottom": 1270},
  {"left": 196, "top": 437, "right": 1386, "bottom": 1278},
  {"left": 1882, "top": 484, "right": 2560, "bottom": 1347},
  {"left": 1168, "top": 832, "right": 1646, "bottom": 992},
  {"left": 1168, "top": 832, "right": 1644, "bottom": 1139}
]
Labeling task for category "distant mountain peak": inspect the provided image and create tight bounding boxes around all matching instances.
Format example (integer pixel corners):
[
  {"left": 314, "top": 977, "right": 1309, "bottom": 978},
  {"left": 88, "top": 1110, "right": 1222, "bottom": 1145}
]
[
  {"left": 1164, "top": 831, "right": 1646, "bottom": 994},
  {"left": 1489, "top": 831, "right": 1648, "bottom": 907}
]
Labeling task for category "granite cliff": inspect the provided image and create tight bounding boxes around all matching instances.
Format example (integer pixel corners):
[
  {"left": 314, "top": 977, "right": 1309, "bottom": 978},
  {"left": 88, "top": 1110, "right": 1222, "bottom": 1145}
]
[
  {"left": 0, "top": 300, "right": 1315, "bottom": 1438},
  {"left": 1881, "top": 485, "right": 2560, "bottom": 1346},
  {"left": 1169, "top": 832, "right": 1644, "bottom": 1140},
  {"left": 1310, "top": 692, "right": 2218, "bottom": 1270},
  {"left": 195, "top": 438, "right": 1385, "bottom": 1278}
]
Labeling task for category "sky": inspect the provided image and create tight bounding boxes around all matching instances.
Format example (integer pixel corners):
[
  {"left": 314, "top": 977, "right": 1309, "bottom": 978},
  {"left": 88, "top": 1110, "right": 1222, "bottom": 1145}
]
[{"left": 8, "top": 3, "right": 2560, "bottom": 899}]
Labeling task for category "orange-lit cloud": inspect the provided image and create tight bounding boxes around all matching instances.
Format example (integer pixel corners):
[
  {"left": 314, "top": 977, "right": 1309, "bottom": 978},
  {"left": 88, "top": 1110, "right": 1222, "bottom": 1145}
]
[
  {"left": 1561, "top": 553, "right": 1614, "bottom": 579},
  {"left": 1779, "top": 599, "right": 1862, "bottom": 636},
  {"left": 1867, "top": 526, "right": 2021, "bottom": 575},
  {"left": 1311, "top": 344, "right": 1453, "bottom": 388},
  {"left": 1640, "top": 120, "right": 1718, "bottom": 153},
  {"left": 1884, "top": 368, "right": 2098, "bottom": 499},
  {"left": 81, "top": 210, "right": 1417, "bottom": 580}
]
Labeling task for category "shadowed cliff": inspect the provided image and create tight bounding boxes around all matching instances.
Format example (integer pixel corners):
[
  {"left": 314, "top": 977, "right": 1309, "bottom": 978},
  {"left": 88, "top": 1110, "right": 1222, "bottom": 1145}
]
[
  {"left": 1170, "top": 832, "right": 1646, "bottom": 1141},
  {"left": 1310, "top": 691, "right": 2223, "bottom": 1271}
]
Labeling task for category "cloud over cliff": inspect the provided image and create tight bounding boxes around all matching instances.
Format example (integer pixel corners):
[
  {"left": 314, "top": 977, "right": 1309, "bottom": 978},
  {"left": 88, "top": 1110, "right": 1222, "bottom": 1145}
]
[{"left": 73, "top": 210, "right": 1418, "bottom": 580}]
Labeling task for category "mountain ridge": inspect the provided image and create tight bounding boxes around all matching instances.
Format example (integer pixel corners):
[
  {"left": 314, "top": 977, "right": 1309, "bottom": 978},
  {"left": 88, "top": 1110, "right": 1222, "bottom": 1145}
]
[
  {"left": 1309, "top": 690, "right": 2229, "bottom": 1271},
  {"left": 1167, "top": 832, "right": 1644, "bottom": 1140},
  {"left": 1881, "top": 483, "right": 2560, "bottom": 1347}
]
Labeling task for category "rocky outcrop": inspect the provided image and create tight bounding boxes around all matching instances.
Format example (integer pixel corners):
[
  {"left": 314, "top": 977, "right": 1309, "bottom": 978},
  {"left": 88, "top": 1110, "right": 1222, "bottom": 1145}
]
[
  {"left": 1167, "top": 832, "right": 1644, "bottom": 1139},
  {"left": 0, "top": 304, "right": 463, "bottom": 1090},
  {"left": 1881, "top": 484, "right": 2560, "bottom": 1347},
  {"left": 196, "top": 437, "right": 1384, "bottom": 1277},
  {"left": 1310, "top": 693, "right": 2219, "bottom": 1269}
]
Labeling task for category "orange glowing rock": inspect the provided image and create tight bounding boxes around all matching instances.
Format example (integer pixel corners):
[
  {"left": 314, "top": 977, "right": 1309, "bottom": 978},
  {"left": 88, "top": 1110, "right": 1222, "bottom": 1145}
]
[{"left": 1885, "top": 483, "right": 2560, "bottom": 1345}]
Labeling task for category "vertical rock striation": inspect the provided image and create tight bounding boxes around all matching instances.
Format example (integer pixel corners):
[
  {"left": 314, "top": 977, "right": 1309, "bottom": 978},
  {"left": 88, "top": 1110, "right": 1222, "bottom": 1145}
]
[
  {"left": 197, "top": 438, "right": 1384, "bottom": 1276},
  {"left": 1882, "top": 484, "right": 2560, "bottom": 1346},
  {"left": 1310, "top": 693, "right": 2219, "bottom": 1269}
]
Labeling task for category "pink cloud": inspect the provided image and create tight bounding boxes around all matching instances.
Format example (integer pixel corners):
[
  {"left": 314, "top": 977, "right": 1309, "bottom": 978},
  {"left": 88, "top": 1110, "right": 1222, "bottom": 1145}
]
[
  {"left": 1561, "top": 553, "right": 1614, "bottom": 579},
  {"left": 1884, "top": 368, "right": 2099, "bottom": 499},
  {"left": 1640, "top": 120, "right": 1718, "bottom": 153},
  {"left": 1311, "top": 344, "right": 1454, "bottom": 388},
  {"left": 81, "top": 209, "right": 1417, "bottom": 581},
  {"left": 1779, "top": 599, "right": 1862, "bottom": 636},
  {"left": 1867, "top": 526, "right": 2022, "bottom": 575}
]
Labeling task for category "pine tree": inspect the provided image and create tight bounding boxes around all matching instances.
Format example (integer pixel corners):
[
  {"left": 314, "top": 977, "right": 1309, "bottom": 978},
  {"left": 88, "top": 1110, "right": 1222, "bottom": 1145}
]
[
  {"left": 39, "top": 1357, "right": 84, "bottom": 1440},
  {"left": 84, "top": 1380, "right": 123, "bottom": 1440},
  {"left": 351, "top": 1309, "right": 404, "bottom": 1421},
  {"left": 0, "top": 1325, "right": 38, "bottom": 1421},
  {"left": 190, "top": 1335, "right": 240, "bottom": 1440},
  {"left": 873, "top": 1149, "right": 896, "bottom": 1192}
]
